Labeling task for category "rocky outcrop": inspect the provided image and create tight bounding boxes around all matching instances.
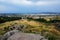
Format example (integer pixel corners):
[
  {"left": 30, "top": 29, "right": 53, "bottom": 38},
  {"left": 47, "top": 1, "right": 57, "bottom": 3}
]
[
  {"left": 1, "top": 24, "right": 27, "bottom": 40},
  {"left": 1, "top": 30, "right": 19, "bottom": 40},
  {"left": 1, "top": 24, "right": 48, "bottom": 40},
  {"left": 7, "top": 32, "right": 47, "bottom": 40}
]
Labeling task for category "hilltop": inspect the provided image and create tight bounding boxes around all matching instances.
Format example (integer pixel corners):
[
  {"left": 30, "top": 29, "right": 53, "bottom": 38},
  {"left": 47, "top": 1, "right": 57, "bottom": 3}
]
[{"left": 0, "top": 19, "right": 60, "bottom": 40}]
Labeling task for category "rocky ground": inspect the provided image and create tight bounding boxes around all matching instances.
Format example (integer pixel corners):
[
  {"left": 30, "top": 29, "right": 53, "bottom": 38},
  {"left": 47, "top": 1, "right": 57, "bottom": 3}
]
[
  {"left": 1, "top": 24, "right": 48, "bottom": 40},
  {"left": 7, "top": 32, "right": 47, "bottom": 40},
  {"left": 1, "top": 30, "right": 47, "bottom": 40}
]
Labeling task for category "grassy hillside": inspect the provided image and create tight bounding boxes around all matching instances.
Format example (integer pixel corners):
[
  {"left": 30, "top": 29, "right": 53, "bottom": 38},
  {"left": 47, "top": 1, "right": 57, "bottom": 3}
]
[{"left": 0, "top": 19, "right": 60, "bottom": 40}]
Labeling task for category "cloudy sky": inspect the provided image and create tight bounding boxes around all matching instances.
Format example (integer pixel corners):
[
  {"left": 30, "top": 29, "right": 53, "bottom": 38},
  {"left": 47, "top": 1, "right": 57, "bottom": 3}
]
[{"left": 0, "top": 0, "right": 60, "bottom": 13}]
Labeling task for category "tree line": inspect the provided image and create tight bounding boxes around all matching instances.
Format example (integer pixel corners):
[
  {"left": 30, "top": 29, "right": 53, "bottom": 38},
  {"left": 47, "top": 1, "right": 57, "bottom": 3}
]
[{"left": 0, "top": 16, "right": 22, "bottom": 23}]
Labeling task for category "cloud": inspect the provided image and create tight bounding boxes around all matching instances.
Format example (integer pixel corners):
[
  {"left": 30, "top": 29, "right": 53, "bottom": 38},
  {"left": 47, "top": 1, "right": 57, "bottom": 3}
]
[
  {"left": 0, "top": 0, "right": 33, "bottom": 5},
  {"left": 27, "top": 0, "right": 40, "bottom": 2},
  {"left": 0, "top": 0, "right": 59, "bottom": 6},
  {"left": 0, "top": 5, "right": 8, "bottom": 11},
  {"left": 0, "top": 4, "right": 18, "bottom": 13},
  {"left": 36, "top": 1, "right": 59, "bottom": 5}
]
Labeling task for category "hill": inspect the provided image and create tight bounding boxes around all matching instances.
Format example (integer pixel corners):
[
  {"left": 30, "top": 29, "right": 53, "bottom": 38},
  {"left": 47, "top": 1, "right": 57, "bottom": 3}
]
[{"left": 0, "top": 19, "right": 60, "bottom": 40}]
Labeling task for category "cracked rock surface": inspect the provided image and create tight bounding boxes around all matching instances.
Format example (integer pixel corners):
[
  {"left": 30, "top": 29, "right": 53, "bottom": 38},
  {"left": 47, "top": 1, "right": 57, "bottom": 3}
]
[{"left": 7, "top": 32, "right": 47, "bottom": 40}]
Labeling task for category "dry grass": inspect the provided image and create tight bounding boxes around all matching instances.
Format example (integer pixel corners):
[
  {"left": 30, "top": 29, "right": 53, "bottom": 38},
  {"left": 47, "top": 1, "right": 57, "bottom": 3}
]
[{"left": 0, "top": 19, "right": 60, "bottom": 40}]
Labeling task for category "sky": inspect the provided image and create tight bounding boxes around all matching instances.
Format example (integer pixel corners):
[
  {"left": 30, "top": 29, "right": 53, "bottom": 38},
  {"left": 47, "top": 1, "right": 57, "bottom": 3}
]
[{"left": 0, "top": 0, "right": 60, "bottom": 13}]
